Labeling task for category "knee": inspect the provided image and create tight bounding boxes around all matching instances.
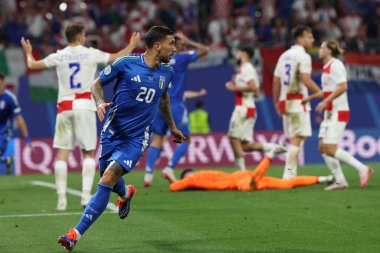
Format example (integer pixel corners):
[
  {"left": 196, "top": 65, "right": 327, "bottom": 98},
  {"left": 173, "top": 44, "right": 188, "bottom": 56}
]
[{"left": 319, "top": 144, "right": 325, "bottom": 154}]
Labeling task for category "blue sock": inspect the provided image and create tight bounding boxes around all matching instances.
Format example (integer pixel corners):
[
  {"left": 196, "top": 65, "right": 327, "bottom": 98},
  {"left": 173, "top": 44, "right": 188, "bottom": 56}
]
[
  {"left": 75, "top": 183, "right": 112, "bottom": 235},
  {"left": 113, "top": 177, "right": 126, "bottom": 197},
  {"left": 145, "top": 146, "right": 162, "bottom": 174},
  {"left": 168, "top": 142, "right": 189, "bottom": 169}
]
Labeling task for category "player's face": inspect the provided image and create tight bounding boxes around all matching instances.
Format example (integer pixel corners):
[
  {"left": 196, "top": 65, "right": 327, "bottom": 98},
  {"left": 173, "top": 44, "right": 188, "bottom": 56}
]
[
  {"left": 158, "top": 35, "right": 177, "bottom": 63},
  {"left": 318, "top": 42, "right": 330, "bottom": 59},
  {"left": 302, "top": 31, "right": 314, "bottom": 50}
]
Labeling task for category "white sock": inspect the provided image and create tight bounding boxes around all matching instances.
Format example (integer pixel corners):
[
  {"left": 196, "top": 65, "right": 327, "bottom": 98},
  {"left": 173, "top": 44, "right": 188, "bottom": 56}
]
[
  {"left": 55, "top": 160, "right": 68, "bottom": 198},
  {"left": 74, "top": 228, "right": 82, "bottom": 240},
  {"left": 318, "top": 175, "right": 333, "bottom": 183},
  {"left": 335, "top": 149, "right": 367, "bottom": 173},
  {"left": 283, "top": 145, "right": 299, "bottom": 179},
  {"left": 236, "top": 157, "right": 246, "bottom": 170},
  {"left": 82, "top": 158, "right": 96, "bottom": 197},
  {"left": 322, "top": 154, "right": 347, "bottom": 185},
  {"left": 261, "top": 143, "right": 276, "bottom": 152}
]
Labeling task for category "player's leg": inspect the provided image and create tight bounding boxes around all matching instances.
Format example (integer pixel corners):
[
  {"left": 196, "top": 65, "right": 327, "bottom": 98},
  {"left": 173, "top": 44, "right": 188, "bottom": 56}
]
[
  {"left": 163, "top": 106, "right": 191, "bottom": 182},
  {"left": 58, "top": 160, "right": 126, "bottom": 250},
  {"left": 58, "top": 137, "right": 147, "bottom": 250},
  {"left": 257, "top": 176, "right": 328, "bottom": 190},
  {"left": 53, "top": 111, "right": 75, "bottom": 211},
  {"left": 318, "top": 120, "right": 348, "bottom": 190},
  {"left": 282, "top": 112, "right": 311, "bottom": 179},
  {"left": 144, "top": 134, "right": 165, "bottom": 186},
  {"left": 333, "top": 146, "right": 372, "bottom": 188},
  {"left": 241, "top": 117, "right": 285, "bottom": 154},
  {"left": 228, "top": 109, "right": 251, "bottom": 170},
  {"left": 229, "top": 137, "right": 245, "bottom": 170},
  {"left": 55, "top": 149, "right": 70, "bottom": 211},
  {"left": 0, "top": 136, "right": 9, "bottom": 173},
  {"left": 144, "top": 114, "right": 167, "bottom": 186},
  {"left": 74, "top": 110, "right": 97, "bottom": 206}
]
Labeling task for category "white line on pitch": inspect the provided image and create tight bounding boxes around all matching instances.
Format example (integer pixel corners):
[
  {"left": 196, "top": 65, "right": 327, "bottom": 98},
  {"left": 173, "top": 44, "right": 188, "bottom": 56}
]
[{"left": 31, "top": 180, "right": 118, "bottom": 212}]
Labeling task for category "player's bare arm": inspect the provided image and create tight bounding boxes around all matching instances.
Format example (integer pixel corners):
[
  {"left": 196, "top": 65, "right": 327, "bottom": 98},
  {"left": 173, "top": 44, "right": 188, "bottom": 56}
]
[
  {"left": 184, "top": 89, "right": 207, "bottom": 99},
  {"left": 21, "top": 37, "right": 47, "bottom": 70},
  {"left": 91, "top": 78, "right": 112, "bottom": 121},
  {"left": 316, "top": 82, "right": 348, "bottom": 113},
  {"left": 272, "top": 76, "right": 282, "bottom": 116},
  {"left": 300, "top": 73, "right": 321, "bottom": 94},
  {"left": 159, "top": 91, "right": 186, "bottom": 143},
  {"left": 108, "top": 32, "right": 141, "bottom": 63},
  {"left": 302, "top": 90, "right": 324, "bottom": 104},
  {"left": 228, "top": 79, "right": 260, "bottom": 96},
  {"left": 175, "top": 32, "right": 210, "bottom": 57}
]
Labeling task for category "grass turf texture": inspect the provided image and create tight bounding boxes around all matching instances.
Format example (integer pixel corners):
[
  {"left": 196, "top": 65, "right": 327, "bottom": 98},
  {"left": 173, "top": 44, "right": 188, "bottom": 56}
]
[{"left": 0, "top": 164, "right": 379, "bottom": 253}]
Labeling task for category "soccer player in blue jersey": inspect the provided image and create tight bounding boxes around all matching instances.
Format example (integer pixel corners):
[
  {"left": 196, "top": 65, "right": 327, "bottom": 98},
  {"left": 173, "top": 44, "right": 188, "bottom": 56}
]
[
  {"left": 0, "top": 72, "right": 31, "bottom": 174},
  {"left": 57, "top": 26, "right": 186, "bottom": 251},
  {"left": 144, "top": 32, "right": 210, "bottom": 186}
]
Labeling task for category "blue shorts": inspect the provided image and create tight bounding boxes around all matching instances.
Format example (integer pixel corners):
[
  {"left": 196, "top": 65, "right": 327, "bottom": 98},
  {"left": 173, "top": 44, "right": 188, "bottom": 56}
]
[
  {"left": 152, "top": 103, "right": 190, "bottom": 136},
  {"left": 99, "top": 136, "right": 149, "bottom": 173}
]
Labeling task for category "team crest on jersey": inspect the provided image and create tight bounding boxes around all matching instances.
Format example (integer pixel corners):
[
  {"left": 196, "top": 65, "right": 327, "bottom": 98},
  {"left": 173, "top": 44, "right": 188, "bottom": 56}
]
[
  {"left": 104, "top": 65, "right": 111, "bottom": 75},
  {"left": 159, "top": 76, "right": 166, "bottom": 89},
  {"left": 0, "top": 101, "right": 5, "bottom": 109}
]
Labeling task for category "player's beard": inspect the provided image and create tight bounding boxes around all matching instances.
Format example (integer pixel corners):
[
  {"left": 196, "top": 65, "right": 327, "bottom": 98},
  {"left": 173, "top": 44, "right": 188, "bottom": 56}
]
[{"left": 158, "top": 50, "right": 171, "bottom": 63}]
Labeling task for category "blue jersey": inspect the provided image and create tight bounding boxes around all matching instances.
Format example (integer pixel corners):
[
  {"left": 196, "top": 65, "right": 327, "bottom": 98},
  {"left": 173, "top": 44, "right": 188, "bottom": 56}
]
[
  {"left": 0, "top": 90, "right": 21, "bottom": 137},
  {"left": 168, "top": 50, "right": 198, "bottom": 104},
  {"left": 99, "top": 54, "right": 173, "bottom": 144}
]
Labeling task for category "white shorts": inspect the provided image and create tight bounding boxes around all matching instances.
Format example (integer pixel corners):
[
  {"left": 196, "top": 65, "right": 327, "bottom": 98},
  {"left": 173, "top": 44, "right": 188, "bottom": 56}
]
[
  {"left": 53, "top": 110, "right": 97, "bottom": 151},
  {"left": 228, "top": 107, "right": 256, "bottom": 142},
  {"left": 318, "top": 119, "right": 346, "bottom": 144},
  {"left": 283, "top": 111, "right": 312, "bottom": 138}
]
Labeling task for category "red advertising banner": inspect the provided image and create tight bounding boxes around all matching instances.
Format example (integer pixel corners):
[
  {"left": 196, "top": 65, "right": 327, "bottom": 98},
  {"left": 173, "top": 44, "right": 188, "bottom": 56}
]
[{"left": 15, "top": 132, "right": 295, "bottom": 175}]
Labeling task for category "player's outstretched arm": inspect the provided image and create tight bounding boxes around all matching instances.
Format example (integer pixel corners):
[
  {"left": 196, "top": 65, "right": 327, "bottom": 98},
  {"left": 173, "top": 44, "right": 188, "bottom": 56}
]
[
  {"left": 108, "top": 32, "right": 141, "bottom": 63},
  {"left": 91, "top": 78, "right": 112, "bottom": 121},
  {"left": 20, "top": 37, "right": 47, "bottom": 70},
  {"left": 159, "top": 91, "right": 186, "bottom": 143},
  {"left": 300, "top": 73, "right": 321, "bottom": 94},
  {"left": 175, "top": 32, "right": 210, "bottom": 58},
  {"left": 316, "top": 82, "right": 347, "bottom": 113},
  {"left": 184, "top": 89, "right": 207, "bottom": 99}
]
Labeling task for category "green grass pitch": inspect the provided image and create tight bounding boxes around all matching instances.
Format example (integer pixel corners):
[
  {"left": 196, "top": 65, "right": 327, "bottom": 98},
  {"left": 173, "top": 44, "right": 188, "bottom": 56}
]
[{"left": 0, "top": 164, "right": 379, "bottom": 253}]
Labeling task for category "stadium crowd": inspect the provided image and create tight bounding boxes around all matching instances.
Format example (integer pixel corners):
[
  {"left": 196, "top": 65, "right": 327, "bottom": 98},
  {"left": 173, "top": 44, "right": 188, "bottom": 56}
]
[{"left": 1, "top": 0, "right": 379, "bottom": 56}]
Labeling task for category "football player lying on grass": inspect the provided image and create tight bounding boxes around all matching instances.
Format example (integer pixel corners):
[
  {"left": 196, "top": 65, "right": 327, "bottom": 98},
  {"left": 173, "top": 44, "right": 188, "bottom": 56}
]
[{"left": 170, "top": 147, "right": 334, "bottom": 192}]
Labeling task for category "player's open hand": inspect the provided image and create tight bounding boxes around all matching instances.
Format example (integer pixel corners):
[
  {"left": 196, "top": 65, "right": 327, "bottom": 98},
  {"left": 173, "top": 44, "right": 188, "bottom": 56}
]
[
  {"left": 199, "top": 89, "right": 207, "bottom": 96},
  {"left": 21, "top": 37, "right": 32, "bottom": 54},
  {"left": 301, "top": 97, "right": 310, "bottom": 105},
  {"left": 129, "top": 32, "right": 141, "bottom": 48},
  {"left": 170, "top": 128, "right": 186, "bottom": 143},
  {"left": 316, "top": 101, "right": 326, "bottom": 113},
  {"left": 174, "top": 32, "right": 188, "bottom": 43},
  {"left": 97, "top": 102, "right": 113, "bottom": 121},
  {"left": 225, "top": 82, "right": 235, "bottom": 91}
]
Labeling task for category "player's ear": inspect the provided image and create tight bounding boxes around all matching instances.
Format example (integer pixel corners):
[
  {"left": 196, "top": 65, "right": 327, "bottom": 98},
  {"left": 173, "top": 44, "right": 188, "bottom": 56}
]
[{"left": 154, "top": 41, "right": 161, "bottom": 51}]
